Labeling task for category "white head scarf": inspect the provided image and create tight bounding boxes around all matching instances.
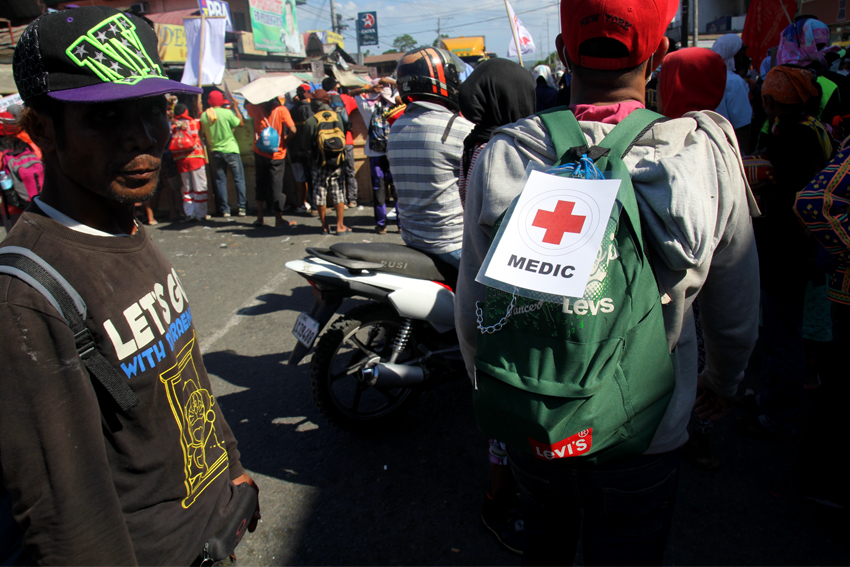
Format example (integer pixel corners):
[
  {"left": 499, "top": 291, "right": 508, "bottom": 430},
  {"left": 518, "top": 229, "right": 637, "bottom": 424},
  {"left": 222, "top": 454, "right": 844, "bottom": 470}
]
[
  {"left": 532, "top": 65, "right": 557, "bottom": 89},
  {"left": 712, "top": 34, "right": 743, "bottom": 72}
]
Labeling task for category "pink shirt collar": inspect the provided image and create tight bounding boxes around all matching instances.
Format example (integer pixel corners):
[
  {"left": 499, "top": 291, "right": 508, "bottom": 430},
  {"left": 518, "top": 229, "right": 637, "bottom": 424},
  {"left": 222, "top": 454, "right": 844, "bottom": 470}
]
[{"left": 569, "top": 101, "right": 645, "bottom": 125}]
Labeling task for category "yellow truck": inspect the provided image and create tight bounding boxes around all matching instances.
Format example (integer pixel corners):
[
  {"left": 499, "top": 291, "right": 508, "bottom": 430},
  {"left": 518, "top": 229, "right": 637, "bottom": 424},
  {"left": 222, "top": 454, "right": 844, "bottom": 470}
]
[{"left": 439, "top": 36, "right": 494, "bottom": 65}]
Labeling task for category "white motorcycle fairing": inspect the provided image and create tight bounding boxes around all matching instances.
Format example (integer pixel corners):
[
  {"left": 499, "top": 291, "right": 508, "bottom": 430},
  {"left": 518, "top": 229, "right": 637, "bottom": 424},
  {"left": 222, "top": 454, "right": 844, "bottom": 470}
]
[{"left": 285, "top": 257, "right": 456, "bottom": 333}]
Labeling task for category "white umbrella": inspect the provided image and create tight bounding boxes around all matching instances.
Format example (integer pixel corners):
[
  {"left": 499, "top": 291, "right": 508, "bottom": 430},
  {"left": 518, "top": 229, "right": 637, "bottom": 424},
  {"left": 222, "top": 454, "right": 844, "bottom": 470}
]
[{"left": 235, "top": 75, "right": 304, "bottom": 105}]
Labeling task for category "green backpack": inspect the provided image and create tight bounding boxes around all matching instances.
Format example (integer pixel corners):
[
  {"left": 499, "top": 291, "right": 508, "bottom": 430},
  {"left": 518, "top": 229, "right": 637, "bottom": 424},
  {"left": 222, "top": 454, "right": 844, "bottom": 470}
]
[{"left": 473, "top": 107, "right": 676, "bottom": 465}]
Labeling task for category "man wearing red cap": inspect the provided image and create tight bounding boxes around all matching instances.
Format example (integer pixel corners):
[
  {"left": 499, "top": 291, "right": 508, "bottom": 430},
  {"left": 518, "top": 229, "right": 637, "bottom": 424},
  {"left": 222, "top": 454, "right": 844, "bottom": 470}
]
[
  {"left": 200, "top": 89, "right": 248, "bottom": 218},
  {"left": 456, "top": 0, "right": 760, "bottom": 563}
]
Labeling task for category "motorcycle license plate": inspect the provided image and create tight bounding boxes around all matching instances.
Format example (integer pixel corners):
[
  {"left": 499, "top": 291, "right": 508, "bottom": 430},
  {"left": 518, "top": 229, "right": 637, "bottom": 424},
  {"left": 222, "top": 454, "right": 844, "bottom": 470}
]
[{"left": 292, "top": 312, "right": 320, "bottom": 349}]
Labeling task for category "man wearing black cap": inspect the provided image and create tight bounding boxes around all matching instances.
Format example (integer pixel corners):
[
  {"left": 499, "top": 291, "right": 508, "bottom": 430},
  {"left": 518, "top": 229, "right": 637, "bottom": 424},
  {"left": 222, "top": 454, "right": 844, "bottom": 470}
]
[{"left": 0, "top": 6, "right": 258, "bottom": 564}]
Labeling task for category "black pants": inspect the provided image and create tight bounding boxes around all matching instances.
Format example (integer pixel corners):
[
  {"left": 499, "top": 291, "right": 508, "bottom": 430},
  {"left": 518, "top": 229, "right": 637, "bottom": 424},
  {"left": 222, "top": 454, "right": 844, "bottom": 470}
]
[
  {"left": 254, "top": 153, "right": 286, "bottom": 213},
  {"left": 509, "top": 447, "right": 681, "bottom": 566}
]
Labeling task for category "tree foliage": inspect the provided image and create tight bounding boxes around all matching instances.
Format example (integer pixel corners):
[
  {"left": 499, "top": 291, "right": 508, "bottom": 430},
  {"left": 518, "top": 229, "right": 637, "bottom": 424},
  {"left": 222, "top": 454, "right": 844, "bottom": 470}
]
[
  {"left": 532, "top": 52, "right": 560, "bottom": 68},
  {"left": 432, "top": 34, "right": 448, "bottom": 47},
  {"left": 393, "top": 34, "right": 418, "bottom": 53}
]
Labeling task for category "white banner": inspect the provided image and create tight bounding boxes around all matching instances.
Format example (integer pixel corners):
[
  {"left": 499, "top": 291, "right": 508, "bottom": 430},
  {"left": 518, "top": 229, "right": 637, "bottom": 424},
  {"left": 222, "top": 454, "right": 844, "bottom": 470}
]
[
  {"left": 181, "top": 17, "right": 227, "bottom": 87},
  {"left": 506, "top": 0, "right": 536, "bottom": 57}
]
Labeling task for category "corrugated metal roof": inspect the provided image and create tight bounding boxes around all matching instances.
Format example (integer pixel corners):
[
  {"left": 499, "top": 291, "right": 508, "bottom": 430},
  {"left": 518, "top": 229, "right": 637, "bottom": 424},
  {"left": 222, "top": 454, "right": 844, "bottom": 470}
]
[
  {"left": 0, "top": 23, "right": 28, "bottom": 50},
  {"left": 364, "top": 52, "right": 404, "bottom": 65}
]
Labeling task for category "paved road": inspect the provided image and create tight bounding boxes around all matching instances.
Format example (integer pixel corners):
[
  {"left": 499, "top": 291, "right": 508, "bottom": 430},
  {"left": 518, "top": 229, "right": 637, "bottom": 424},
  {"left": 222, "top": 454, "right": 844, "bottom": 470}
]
[{"left": 3, "top": 207, "right": 847, "bottom": 565}]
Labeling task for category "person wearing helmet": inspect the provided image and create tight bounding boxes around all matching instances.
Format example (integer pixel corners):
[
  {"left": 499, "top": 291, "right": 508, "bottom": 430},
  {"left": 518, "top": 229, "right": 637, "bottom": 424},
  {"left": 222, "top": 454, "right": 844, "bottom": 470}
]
[{"left": 386, "top": 47, "right": 473, "bottom": 268}]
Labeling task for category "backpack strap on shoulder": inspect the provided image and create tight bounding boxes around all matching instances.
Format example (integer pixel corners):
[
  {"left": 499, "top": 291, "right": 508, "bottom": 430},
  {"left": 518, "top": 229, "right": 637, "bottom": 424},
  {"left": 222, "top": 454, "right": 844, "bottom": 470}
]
[
  {"left": 594, "top": 108, "right": 667, "bottom": 165},
  {"left": 538, "top": 107, "right": 668, "bottom": 260},
  {"left": 539, "top": 106, "right": 667, "bottom": 168},
  {"left": 538, "top": 106, "right": 588, "bottom": 166},
  {"left": 0, "top": 247, "right": 140, "bottom": 411},
  {"left": 598, "top": 109, "right": 669, "bottom": 261}
]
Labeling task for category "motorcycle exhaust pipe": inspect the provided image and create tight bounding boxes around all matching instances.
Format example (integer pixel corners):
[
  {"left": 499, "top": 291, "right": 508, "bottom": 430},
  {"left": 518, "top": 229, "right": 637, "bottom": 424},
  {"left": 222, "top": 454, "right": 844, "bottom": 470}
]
[{"left": 362, "top": 363, "right": 425, "bottom": 387}]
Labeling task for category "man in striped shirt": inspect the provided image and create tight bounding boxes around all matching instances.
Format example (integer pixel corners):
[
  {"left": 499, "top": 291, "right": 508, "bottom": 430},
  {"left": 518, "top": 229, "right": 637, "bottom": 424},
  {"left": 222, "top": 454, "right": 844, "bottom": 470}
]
[{"left": 387, "top": 47, "right": 473, "bottom": 268}]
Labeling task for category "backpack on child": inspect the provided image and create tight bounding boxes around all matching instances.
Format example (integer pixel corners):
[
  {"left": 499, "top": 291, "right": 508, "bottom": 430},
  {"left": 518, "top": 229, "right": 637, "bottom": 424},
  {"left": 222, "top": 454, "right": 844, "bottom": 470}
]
[
  {"left": 1, "top": 147, "right": 43, "bottom": 209},
  {"left": 314, "top": 109, "right": 346, "bottom": 167},
  {"left": 472, "top": 108, "right": 676, "bottom": 466},
  {"left": 368, "top": 101, "right": 391, "bottom": 153}
]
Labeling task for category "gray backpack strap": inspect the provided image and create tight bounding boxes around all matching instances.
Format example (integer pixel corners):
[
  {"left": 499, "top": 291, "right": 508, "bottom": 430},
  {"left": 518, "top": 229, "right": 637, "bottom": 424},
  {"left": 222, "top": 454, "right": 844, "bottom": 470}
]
[{"left": 0, "top": 247, "right": 140, "bottom": 411}]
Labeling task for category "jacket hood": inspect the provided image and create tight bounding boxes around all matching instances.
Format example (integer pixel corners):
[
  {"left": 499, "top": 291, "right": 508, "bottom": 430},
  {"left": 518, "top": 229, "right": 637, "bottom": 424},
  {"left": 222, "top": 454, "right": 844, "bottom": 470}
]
[{"left": 492, "top": 111, "right": 757, "bottom": 271}]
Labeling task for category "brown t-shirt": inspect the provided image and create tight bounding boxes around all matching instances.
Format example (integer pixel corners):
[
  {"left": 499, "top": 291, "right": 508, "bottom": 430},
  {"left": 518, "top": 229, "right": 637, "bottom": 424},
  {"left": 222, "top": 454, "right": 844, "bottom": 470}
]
[{"left": 0, "top": 207, "right": 244, "bottom": 565}]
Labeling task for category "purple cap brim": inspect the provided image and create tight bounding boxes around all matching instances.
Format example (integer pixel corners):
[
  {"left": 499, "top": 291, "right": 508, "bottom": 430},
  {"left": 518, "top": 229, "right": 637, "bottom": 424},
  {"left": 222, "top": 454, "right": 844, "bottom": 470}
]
[{"left": 48, "top": 77, "right": 202, "bottom": 103}]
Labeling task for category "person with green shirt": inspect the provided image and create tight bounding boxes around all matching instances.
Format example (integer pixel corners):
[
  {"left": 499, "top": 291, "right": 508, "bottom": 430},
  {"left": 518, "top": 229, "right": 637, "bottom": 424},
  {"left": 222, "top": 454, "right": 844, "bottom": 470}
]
[{"left": 200, "top": 90, "right": 248, "bottom": 217}]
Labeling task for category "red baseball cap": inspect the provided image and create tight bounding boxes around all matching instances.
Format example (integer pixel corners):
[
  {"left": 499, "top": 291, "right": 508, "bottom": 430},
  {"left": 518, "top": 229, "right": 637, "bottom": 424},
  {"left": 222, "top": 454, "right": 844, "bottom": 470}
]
[
  {"left": 208, "top": 90, "right": 226, "bottom": 107},
  {"left": 561, "top": 0, "right": 678, "bottom": 70}
]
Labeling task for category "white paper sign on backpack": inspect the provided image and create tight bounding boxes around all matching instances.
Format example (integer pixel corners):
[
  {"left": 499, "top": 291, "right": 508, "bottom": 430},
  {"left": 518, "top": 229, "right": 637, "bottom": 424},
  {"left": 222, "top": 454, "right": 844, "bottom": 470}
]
[{"left": 476, "top": 170, "right": 620, "bottom": 300}]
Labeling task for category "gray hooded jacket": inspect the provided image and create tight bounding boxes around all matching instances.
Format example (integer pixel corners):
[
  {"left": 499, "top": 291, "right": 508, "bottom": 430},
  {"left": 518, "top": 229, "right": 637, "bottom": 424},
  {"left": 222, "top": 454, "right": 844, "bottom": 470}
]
[{"left": 456, "top": 110, "right": 760, "bottom": 454}]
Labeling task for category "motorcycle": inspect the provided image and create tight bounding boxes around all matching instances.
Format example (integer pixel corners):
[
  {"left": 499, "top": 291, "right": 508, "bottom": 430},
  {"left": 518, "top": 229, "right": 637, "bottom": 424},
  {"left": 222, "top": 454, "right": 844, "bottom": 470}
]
[{"left": 285, "top": 242, "right": 467, "bottom": 432}]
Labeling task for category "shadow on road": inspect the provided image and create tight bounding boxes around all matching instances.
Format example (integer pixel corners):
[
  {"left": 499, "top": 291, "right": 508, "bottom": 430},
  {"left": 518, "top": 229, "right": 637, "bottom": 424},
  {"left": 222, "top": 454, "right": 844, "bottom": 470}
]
[
  {"left": 236, "top": 293, "right": 292, "bottom": 316},
  {"left": 202, "top": 344, "right": 514, "bottom": 565}
]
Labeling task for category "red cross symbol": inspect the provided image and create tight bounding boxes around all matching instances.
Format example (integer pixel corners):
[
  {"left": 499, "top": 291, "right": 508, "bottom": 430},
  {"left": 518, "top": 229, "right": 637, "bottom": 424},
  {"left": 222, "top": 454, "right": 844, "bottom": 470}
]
[{"left": 532, "top": 200, "right": 586, "bottom": 245}]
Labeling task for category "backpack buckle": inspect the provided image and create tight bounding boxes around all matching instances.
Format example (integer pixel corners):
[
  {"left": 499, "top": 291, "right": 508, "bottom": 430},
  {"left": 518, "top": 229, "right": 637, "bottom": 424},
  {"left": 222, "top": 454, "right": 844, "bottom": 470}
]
[
  {"left": 73, "top": 326, "right": 97, "bottom": 359},
  {"left": 569, "top": 145, "right": 610, "bottom": 162}
]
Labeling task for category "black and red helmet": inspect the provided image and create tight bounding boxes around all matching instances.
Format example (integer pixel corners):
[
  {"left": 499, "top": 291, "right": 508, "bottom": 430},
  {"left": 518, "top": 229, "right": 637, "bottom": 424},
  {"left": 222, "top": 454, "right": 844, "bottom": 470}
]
[{"left": 396, "top": 47, "right": 461, "bottom": 111}]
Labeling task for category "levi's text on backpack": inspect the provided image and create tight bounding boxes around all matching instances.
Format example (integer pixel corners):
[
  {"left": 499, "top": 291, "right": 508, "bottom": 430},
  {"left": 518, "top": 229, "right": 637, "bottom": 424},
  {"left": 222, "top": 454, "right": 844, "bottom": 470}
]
[
  {"left": 2, "top": 147, "right": 43, "bottom": 207},
  {"left": 368, "top": 101, "right": 391, "bottom": 153},
  {"left": 473, "top": 108, "right": 675, "bottom": 465},
  {"left": 314, "top": 109, "right": 345, "bottom": 167}
]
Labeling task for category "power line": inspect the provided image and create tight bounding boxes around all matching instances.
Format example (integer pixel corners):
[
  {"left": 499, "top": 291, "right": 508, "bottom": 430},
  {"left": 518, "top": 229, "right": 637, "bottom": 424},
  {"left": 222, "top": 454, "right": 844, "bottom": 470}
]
[{"left": 375, "top": 2, "right": 554, "bottom": 38}]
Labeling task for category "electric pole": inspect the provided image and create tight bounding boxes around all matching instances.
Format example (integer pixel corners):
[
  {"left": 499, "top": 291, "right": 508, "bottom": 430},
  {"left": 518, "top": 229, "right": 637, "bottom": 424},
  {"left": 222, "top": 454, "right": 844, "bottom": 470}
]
[
  {"left": 330, "top": 0, "right": 337, "bottom": 33},
  {"left": 436, "top": 16, "right": 453, "bottom": 45},
  {"left": 693, "top": 0, "right": 699, "bottom": 48}
]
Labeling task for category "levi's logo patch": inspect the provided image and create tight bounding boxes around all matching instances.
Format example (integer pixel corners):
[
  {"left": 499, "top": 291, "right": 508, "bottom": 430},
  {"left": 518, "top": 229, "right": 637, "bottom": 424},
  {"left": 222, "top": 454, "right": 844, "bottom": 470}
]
[{"left": 529, "top": 429, "right": 592, "bottom": 460}]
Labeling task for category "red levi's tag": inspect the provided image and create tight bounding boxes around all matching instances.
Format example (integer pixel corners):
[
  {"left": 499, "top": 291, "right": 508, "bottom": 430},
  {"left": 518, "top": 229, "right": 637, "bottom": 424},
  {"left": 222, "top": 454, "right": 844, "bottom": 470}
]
[{"left": 528, "top": 428, "right": 593, "bottom": 460}]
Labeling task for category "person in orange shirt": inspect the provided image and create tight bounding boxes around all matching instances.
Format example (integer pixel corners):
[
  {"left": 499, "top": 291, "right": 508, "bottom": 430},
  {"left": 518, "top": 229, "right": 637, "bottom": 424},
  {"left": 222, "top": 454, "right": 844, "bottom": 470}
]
[{"left": 245, "top": 96, "right": 297, "bottom": 227}]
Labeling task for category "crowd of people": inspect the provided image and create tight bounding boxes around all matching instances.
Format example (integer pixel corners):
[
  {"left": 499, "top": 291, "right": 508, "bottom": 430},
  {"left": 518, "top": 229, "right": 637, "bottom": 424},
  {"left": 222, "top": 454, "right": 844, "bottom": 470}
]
[{"left": 1, "top": 0, "right": 849, "bottom": 564}]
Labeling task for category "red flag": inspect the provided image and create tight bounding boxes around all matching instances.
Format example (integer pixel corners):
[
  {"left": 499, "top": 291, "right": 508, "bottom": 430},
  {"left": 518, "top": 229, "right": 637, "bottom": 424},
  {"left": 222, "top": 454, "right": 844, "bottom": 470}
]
[{"left": 742, "top": 0, "right": 797, "bottom": 69}]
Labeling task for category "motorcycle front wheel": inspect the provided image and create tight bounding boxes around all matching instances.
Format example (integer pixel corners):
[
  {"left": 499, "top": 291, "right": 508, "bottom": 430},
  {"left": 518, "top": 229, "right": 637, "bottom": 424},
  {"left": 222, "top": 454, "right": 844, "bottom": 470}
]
[{"left": 310, "top": 303, "right": 420, "bottom": 432}]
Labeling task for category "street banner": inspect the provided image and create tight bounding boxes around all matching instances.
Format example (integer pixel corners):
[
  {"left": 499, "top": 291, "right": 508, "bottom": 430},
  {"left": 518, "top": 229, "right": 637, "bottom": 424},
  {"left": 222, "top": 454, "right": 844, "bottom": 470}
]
[
  {"left": 357, "top": 12, "right": 379, "bottom": 47},
  {"left": 741, "top": 0, "right": 797, "bottom": 69},
  {"left": 154, "top": 23, "right": 188, "bottom": 63},
  {"left": 248, "top": 0, "right": 303, "bottom": 55},
  {"left": 181, "top": 17, "right": 227, "bottom": 87},
  {"left": 198, "top": 0, "right": 234, "bottom": 32},
  {"left": 307, "top": 29, "right": 345, "bottom": 49},
  {"left": 506, "top": 0, "right": 536, "bottom": 58},
  {"left": 477, "top": 171, "right": 620, "bottom": 300},
  {"left": 281, "top": 0, "right": 305, "bottom": 55}
]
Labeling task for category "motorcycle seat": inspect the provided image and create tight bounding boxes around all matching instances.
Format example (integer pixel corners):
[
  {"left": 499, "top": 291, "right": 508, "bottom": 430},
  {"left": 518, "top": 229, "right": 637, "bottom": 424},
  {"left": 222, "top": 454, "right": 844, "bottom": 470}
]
[{"left": 330, "top": 242, "right": 458, "bottom": 289}]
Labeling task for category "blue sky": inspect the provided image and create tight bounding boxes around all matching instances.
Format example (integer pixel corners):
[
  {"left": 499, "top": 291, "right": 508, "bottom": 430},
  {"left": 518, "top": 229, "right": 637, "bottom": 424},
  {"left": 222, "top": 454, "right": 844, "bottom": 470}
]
[{"left": 295, "top": 0, "right": 562, "bottom": 63}]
